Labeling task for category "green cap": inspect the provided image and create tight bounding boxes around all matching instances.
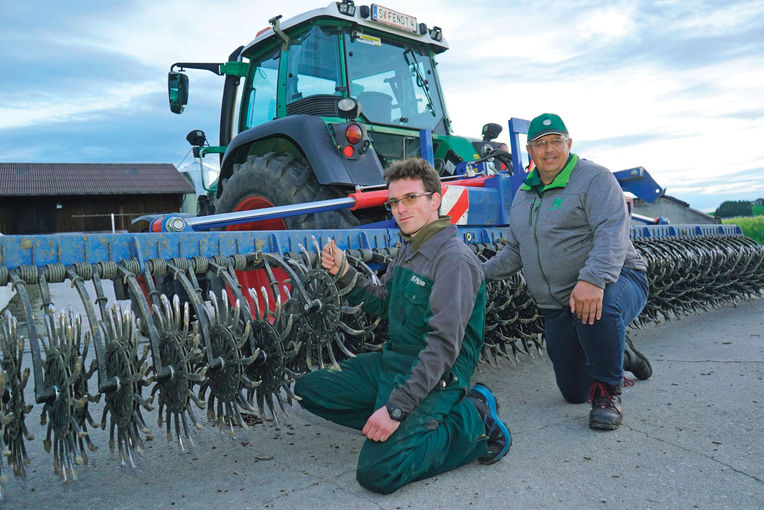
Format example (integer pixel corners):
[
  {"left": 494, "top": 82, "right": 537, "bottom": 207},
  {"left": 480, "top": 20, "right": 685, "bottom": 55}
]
[{"left": 527, "top": 113, "right": 568, "bottom": 142}]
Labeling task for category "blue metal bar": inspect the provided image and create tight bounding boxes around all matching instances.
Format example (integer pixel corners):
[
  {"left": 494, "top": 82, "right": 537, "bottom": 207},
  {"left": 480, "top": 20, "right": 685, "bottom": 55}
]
[
  {"left": 419, "top": 128, "right": 434, "bottom": 165},
  {"left": 184, "top": 197, "right": 357, "bottom": 230},
  {"left": 629, "top": 224, "right": 743, "bottom": 238},
  {"left": 508, "top": 117, "right": 530, "bottom": 199},
  {"left": 0, "top": 227, "right": 512, "bottom": 271},
  {"left": 481, "top": 174, "right": 513, "bottom": 225},
  {"left": 2, "top": 224, "right": 745, "bottom": 273},
  {"left": 458, "top": 187, "right": 503, "bottom": 225},
  {"left": 613, "top": 167, "right": 664, "bottom": 203}
]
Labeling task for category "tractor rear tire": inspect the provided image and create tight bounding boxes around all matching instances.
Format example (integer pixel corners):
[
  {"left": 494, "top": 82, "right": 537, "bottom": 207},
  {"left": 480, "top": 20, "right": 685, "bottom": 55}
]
[{"left": 214, "top": 153, "right": 359, "bottom": 230}]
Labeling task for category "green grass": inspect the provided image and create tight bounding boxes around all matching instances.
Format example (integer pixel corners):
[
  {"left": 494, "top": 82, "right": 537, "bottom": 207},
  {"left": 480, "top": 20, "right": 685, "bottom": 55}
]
[{"left": 722, "top": 215, "right": 764, "bottom": 243}]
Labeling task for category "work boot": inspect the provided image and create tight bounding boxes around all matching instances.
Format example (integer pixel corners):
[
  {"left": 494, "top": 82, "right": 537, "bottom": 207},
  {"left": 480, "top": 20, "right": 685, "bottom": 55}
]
[
  {"left": 468, "top": 383, "right": 511, "bottom": 464},
  {"left": 588, "top": 381, "right": 623, "bottom": 431},
  {"left": 624, "top": 336, "right": 652, "bottom": 380}
]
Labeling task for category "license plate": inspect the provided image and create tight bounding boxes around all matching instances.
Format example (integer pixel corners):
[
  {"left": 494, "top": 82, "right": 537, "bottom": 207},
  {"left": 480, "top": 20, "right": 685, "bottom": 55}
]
[{"left": 371, "top": 4, "right": 418, "bottom": 34}]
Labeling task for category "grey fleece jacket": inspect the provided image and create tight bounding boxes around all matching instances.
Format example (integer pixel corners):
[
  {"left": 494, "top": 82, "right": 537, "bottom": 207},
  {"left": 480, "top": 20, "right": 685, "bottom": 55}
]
[{"left": 483, "top": 153, "right": 646, "bottom": 309}]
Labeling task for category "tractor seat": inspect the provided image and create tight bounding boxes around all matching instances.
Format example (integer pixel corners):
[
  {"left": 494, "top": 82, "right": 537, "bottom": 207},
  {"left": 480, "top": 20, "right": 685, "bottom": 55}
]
[{"left": 357, "top": 91, "right": 393, "bottom": 123}]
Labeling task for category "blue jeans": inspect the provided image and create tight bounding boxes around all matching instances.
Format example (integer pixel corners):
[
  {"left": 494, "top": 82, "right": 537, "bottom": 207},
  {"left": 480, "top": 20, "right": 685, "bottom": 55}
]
[{"left": 540, "top": 268, "right": 649, "bottom": 403}]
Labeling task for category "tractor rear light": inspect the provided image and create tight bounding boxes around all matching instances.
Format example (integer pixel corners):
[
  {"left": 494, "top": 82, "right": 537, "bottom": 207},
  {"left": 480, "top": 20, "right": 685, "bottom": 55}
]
[
  {"left": 331, "top": 122, "right": 366, "bottom": 159},
  {"left": 345, "top": 124, "right": 363, "bottom": 145}
]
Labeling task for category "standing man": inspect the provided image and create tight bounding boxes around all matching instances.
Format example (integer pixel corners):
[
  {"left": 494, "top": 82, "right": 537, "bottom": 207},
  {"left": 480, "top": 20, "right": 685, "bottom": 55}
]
[
  {"left": 484, "top": 113, "right": 651, "bottom": 430},
  {"left": 294, "top": 158, "right": 511, "bottom": 494}
]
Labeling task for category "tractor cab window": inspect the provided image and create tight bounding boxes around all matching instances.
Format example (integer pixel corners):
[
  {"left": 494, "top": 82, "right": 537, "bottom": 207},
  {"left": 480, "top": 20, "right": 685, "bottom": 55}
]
[
  {"left": 243, "top": 48, "right": 279, "bottom": 128},
  {"left": 285, "top": 25, "right": 343, "bottom": 107},
  {"left": 346, "top": 33, "right": 445, "bottom": 132}
]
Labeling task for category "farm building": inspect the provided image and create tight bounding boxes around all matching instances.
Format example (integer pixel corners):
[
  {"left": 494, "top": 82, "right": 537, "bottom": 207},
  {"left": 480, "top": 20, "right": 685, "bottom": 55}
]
[
  {"left": 632, "top": 194, "right": 719, "bottom": 224},
  {"left": 0, "top": 163, "right": 194, "bottom": 234}
]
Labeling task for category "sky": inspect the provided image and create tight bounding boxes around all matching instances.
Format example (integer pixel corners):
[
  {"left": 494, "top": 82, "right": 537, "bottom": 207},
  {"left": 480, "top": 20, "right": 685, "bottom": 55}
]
[{"left": 1, "top": 0, "right": 763, "bottom": 213}]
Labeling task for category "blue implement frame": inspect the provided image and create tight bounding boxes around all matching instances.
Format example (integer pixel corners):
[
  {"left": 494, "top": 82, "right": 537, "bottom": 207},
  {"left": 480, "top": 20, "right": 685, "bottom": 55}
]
[
  {"left": 0, "top": 225, "right": 743, "bottom": 275},
  {"left": 0, "top": 227, "right": 509, "bottom": 273}
]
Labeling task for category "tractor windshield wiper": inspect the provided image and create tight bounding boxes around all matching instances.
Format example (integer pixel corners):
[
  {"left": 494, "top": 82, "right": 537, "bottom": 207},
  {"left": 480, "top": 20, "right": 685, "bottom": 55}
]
[{"left": 403, "top": 48, "right": 436, "bottom": 117}]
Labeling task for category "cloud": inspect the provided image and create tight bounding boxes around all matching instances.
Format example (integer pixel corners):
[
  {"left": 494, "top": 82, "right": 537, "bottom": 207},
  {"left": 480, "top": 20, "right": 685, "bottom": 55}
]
[
  {"left": 0, "top": 82, "right": 157, "bottom": 130},
  {"left": 0, "top": 94, "right": 221, "bottom": 165},
  {"left": 1, "top": 0, "right": 763, "bottom": 213},
  {"left": 579, "top": 6, "right": 637, "bottom": 41}
]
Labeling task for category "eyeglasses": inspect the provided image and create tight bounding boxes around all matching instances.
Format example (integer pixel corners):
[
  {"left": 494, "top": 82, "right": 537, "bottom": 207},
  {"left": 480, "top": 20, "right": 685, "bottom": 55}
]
[
  {"left": 529, "top": 136, "right": 568, "bottom": 150},
  {"left": 383, "top": 192, "right": 435, "bottom": 211}
]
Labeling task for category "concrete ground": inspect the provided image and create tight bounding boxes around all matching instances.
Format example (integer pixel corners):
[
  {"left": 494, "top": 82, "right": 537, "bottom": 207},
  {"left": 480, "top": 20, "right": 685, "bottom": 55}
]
[{"left": 1, "top": 284, "right": 762, "bottom": 509}]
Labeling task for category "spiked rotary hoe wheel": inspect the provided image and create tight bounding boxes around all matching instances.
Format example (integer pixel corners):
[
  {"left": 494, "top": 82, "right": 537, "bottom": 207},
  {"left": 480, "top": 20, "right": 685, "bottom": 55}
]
[{"left": 0, "top": 228, "right": 760, "bottom": 496}]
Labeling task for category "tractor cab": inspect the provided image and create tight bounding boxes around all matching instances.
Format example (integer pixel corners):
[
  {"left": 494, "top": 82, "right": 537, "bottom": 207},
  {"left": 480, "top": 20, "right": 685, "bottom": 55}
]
[
  {"left": 168, "top": 2, "right": 510, "bottom": 229},
  {"left": 168, "top": 3, "right": 502, "bottom": 198},
  {"left": 242, "top": 11, "right": 447, "bottom": 135}
]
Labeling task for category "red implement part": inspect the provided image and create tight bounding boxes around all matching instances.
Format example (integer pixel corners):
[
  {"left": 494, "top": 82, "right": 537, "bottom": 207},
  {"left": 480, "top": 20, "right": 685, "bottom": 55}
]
[
  {"left": 224, "top": 195, "right": 291, "bottom": 320},
  {"left": 348, "top": 175, "right": 489, "bottom": 210}
]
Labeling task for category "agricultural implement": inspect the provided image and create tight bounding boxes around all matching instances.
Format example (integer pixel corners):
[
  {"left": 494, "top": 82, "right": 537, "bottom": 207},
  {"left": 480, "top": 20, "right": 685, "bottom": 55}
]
[{"left": 2, "top": 1, "right": 763, "bottom": 498}]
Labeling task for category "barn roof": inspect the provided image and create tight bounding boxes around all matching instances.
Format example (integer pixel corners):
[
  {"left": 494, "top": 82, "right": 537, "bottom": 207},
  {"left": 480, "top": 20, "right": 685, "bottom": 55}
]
[{"left": 0, "top": 163, "right": 194, "bottom": 197}]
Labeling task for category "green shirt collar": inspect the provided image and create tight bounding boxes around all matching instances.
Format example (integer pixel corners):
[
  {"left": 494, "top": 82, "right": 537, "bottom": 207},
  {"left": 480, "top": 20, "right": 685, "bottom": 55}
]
[{"left": 520, "top": 153, "right": 579, "bottom": 195}]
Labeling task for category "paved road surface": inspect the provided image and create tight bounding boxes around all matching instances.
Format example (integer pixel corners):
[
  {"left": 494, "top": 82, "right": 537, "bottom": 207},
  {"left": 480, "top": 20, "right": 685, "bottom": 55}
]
[{"left": 1, "top": 284, "right": 762, "bottom": 509}]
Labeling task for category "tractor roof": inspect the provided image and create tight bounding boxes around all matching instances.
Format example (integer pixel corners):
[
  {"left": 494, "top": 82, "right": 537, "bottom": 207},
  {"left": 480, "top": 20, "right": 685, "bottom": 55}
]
[{"left": 242, "top": 2, "right": 449, "bottom": 56}]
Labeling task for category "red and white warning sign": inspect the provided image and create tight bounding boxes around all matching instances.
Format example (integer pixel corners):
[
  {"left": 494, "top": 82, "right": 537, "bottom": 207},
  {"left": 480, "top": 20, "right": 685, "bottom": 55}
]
[{"left": 441, "top": 186, "right": 469, "bottom": 225}]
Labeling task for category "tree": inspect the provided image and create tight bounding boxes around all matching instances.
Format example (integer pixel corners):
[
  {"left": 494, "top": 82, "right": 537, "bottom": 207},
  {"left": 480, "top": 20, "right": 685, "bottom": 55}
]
[{"left": 714, "top": 200, "right": 753, "bottom": 218}]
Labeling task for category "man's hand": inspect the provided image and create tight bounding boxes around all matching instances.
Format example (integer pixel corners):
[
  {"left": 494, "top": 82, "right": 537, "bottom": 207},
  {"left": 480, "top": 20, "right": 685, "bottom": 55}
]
[
  {"left": 362, "top": 406, "right": 400, "bottom": 442},
  {"left": 569, "top": 280, "right": 604, "bottom": 325},
  {"left": 321, "top": 239, "right": 348, "bottom": 277}
]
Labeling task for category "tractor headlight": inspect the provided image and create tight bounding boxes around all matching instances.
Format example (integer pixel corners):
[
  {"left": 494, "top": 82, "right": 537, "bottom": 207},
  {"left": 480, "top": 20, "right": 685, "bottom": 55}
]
[
  {"left": 337, "top": 98, "right": 361, "bottom": 119},
  {"left": 336, "top": 0, "right": 356, "bottom": 16}
]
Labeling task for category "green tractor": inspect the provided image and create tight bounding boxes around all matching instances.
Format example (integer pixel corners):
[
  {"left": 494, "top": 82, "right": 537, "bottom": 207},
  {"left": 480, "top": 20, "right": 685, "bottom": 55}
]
[{"left": 169, "top": 1, "right": 509, "bottom": 230}]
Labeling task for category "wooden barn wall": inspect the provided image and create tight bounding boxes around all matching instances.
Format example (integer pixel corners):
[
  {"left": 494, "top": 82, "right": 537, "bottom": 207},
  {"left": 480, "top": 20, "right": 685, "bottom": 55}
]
[
  {"left": 0, "top": 197, "right": 56, "bottom": 234},
  {"left": 0, "top": 194, "right": 184, "bottom": 234}
]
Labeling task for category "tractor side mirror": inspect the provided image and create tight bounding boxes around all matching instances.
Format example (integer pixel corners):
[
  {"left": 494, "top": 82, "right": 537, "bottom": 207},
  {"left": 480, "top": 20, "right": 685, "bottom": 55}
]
[
  {"left": 481, "top": 122, "right": 502, "bottom": 141},
  {"left": 168, "top": 72, "right": 189, "bottom": 114}
]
